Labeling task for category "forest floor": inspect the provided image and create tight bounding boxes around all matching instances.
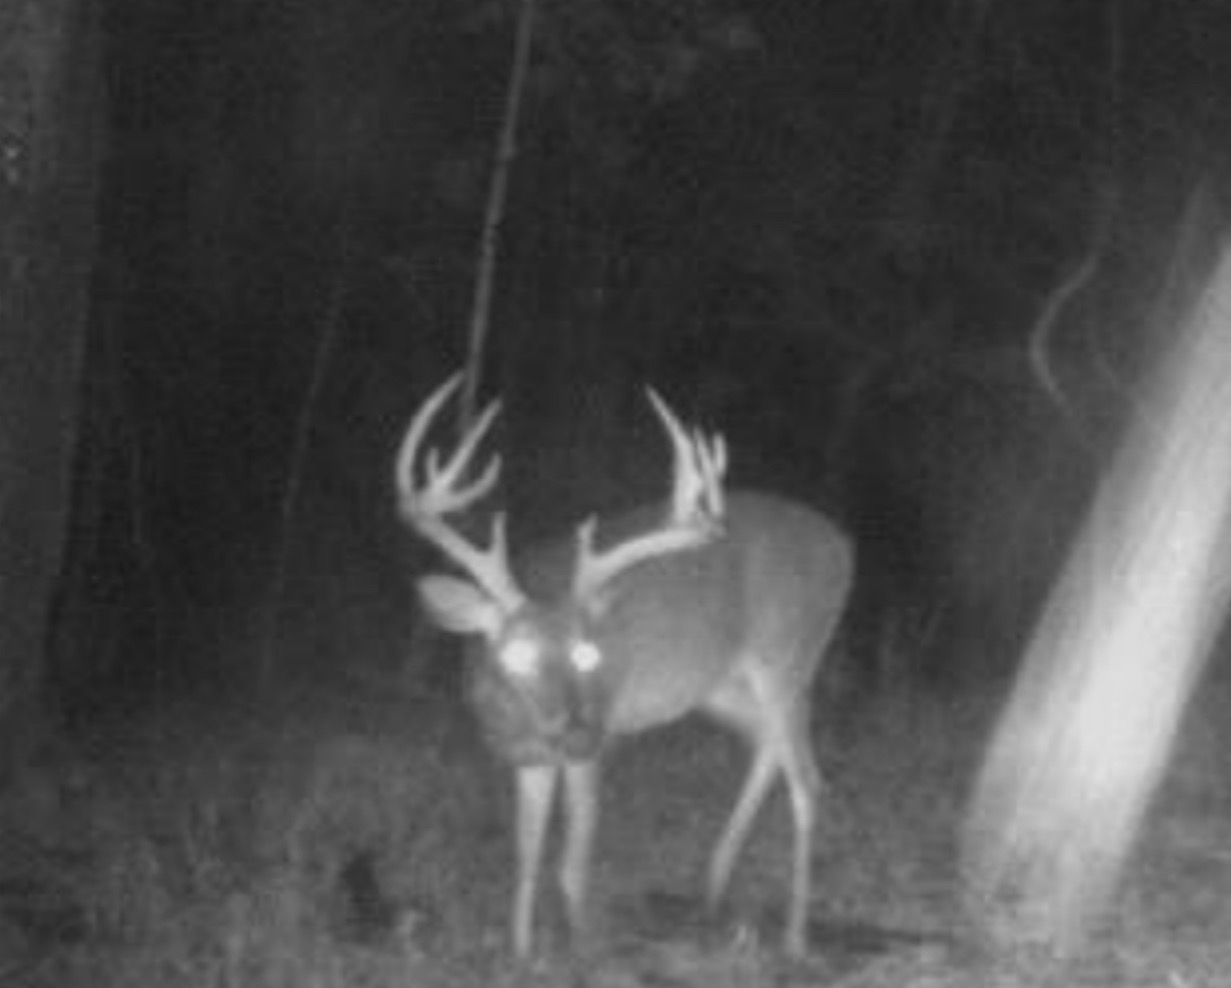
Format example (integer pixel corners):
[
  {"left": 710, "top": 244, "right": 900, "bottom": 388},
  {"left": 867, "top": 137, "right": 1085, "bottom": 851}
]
[{"left": 3, "top": 669, "right": 1231, "bottom": 987}]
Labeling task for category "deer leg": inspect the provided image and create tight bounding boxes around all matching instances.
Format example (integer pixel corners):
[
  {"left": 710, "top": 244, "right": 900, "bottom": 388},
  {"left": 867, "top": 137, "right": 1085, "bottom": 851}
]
[
  {"left": 706, "top": 739, "right": 778, "bottom": 913},
  {"left": 560, "top": 760, "right": 600, "bottom": 947},
  {"left": 514, "top": 764, "right": 559, "bottom": 957},
  {"left": 778, "top": 705, "right": 821, "bottom": 956}
]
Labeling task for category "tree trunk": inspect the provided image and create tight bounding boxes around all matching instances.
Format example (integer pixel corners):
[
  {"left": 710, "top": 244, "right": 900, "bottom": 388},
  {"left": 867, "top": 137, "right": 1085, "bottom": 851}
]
[
  {"left": 963, "top": 244, "right": 1231, "bottom": 953},
  {"left": 0, "top": 0, "right": 99, "bottom": 780}
]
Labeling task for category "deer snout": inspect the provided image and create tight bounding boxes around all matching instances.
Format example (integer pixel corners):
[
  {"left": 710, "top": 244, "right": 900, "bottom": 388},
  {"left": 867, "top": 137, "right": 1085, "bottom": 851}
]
[
  {"left": 537, "top": 706, "right": 602, "bottom": 760},
  {"left": 531, "top": 676, "right": 605, "bottom": 759}
]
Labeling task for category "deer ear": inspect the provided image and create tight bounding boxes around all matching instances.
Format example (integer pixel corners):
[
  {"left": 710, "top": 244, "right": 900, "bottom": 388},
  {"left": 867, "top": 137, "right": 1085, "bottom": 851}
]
[{"left": 418, "top": 575, "right": 505, "bottom": 639}]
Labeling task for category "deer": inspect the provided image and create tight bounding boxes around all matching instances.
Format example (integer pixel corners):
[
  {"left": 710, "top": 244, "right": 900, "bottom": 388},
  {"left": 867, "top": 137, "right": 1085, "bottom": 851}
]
[{"left": 394, "top": 373, "right": 854, "bottom": 958}]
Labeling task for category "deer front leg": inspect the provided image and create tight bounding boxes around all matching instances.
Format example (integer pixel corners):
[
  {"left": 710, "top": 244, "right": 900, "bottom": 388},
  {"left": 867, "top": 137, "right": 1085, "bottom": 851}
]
[
  {"left": 513, "top": 764, "right": 559, "bottom": 957},
  {"left": 560, "top": 760, "right": 600, "bottom": 948}
]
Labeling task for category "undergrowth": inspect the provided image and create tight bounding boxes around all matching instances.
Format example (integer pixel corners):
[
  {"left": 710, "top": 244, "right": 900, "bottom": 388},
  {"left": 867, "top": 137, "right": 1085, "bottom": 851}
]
[{"left": 1, "top": 678, "right": 1229, "bottom": 986}]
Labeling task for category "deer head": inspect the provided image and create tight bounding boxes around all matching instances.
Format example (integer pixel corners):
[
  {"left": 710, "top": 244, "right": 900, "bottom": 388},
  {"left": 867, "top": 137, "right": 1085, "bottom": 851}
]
[{"left": 395, "top": 373, "right": 727, "bottom": 762}]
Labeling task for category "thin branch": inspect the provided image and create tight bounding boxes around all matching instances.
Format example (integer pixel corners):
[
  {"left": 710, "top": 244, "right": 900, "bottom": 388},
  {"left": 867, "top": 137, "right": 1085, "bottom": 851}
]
[{"left": 459, "top": 0, "right": 538, "bottom": 433}]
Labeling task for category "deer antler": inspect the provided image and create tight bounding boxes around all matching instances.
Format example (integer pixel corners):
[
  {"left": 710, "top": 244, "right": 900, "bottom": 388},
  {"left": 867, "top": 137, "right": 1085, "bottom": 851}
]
[
  {"left": 573, "top": 390, "right": 728, "bottom": 599},
  {"left": 395, "top": 373, "right": 524, "bottom": 610}
]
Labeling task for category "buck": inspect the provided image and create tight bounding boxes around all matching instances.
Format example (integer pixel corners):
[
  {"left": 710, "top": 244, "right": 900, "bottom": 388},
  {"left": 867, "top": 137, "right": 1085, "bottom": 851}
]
[{"left": 395, "top": 374, "right": 854, "bottom": 957}]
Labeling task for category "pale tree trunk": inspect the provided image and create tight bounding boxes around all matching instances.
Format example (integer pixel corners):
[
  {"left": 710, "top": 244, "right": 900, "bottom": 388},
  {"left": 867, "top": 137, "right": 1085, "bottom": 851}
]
[
  {"left": 0, "top": 0, "right": 98, "bottom": 781},
  {"left": 962, "top": 240, "right": 1231, "bottom": 953}
]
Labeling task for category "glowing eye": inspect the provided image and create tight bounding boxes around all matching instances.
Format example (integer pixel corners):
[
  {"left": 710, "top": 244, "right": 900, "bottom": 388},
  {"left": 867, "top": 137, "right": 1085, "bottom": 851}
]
[
  {"left": 570, "top": 640, "right": 602, "bottom": 674},
  {"left": 500, "top": 638, "right": 540, "bottom": 677}
]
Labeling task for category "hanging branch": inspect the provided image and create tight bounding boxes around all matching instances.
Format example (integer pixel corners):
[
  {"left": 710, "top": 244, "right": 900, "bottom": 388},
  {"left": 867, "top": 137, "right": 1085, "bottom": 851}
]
[
  {"left": 458, "top": 0, "right": 538, "bottom": 433},
  {"left": 1027, "top": 0, "right": 1123, "bottom": 444},
  {"left": 1026, "top": 230, "right": 1103, "bottom": 438}
]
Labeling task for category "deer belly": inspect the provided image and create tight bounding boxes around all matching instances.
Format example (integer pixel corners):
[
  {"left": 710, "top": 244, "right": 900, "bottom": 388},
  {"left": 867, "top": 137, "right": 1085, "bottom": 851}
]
[{"left": 602, "top": 635, "right": 743, "bottom": 735}]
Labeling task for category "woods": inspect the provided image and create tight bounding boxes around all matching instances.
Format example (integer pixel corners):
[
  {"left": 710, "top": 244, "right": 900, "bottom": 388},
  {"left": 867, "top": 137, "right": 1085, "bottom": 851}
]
[
  {"left": 3, "top": 1, "right": 1231, "bottom": 984},
  {"left": 0, "top": 0, "right": 96, "bottom": 780}
]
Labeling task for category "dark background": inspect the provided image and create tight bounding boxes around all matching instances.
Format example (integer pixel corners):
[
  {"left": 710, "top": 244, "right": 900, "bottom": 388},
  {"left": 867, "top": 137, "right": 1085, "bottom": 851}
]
[{"left": 41, "top": 0, "right": 1231, "bottom": 722}]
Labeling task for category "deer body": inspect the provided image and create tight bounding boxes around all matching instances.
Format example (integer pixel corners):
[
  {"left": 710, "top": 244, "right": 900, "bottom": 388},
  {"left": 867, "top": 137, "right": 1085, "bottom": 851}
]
[
  {"left": 397, "top": 376, "right": 853, "bottom": 957},
  {"left": 509, "top": 493, "right": 851, "bottom": 737}
]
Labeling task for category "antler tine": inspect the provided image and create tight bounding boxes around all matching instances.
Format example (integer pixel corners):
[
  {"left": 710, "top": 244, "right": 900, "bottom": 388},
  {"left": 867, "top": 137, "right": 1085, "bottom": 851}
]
[
  {"left": 423, "top": 398, "right": 505, "bottom": 514},
  {"left": 646, "top": 388, "right": 726, "bottom": 527},
  {"left": 396, "top": 373, "right": 524, "bottom": 610},
  {"left": 396, "top": 373, "right": 505, "bottom": 514},
  {"left": 395, "top": 373, "right": 461, "bottom": 497},
  {"left": 694, "top": 427, "right": 727, "bottom": 519},
  {"left": 574, "top": 390, "right": 728, "bottom": 598}
]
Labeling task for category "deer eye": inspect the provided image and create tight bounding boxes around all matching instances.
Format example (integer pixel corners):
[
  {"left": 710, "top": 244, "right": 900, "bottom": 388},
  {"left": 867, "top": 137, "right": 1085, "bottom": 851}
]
[
  {"left": 570, "top": 640, "right": 602, "bottom": 674},
  {"left": 499, "top": 637, "right": 541, "bottom": 677}
]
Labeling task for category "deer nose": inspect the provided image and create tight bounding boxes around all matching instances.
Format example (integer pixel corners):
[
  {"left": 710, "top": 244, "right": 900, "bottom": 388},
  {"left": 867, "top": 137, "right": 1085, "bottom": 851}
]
[
  {"left": 538, "top": 708, "right": 600, "bottom": 758},
  {"left": 540, "top": 709, "right": 571, "bottom": 737}
]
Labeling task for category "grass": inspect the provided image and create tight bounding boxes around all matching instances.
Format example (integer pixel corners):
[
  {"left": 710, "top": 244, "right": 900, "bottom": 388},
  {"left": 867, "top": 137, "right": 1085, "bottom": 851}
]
[{"left": 2, "top": 671, "right": 1231, "bottom": 986}]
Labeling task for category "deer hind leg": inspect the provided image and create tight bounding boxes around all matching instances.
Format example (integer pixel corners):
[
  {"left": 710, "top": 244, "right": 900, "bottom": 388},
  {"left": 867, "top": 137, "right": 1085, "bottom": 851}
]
[
  {"left": 705, "top": 673, "right": 821, "bottom": 956},
  {"left": 513, "top": 764, "right": 559, "bottom": 958},
  {"left": 778, "top": 695, "right": 821, "bottom": 956},
  {"left": 706, "top": 738, "right": 778, "bottom": 914}
]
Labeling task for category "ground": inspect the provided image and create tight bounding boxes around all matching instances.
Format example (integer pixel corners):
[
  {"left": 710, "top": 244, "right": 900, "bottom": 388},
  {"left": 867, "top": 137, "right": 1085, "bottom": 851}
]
[{"left": 2, "top": 671, "right": 1230, "bottom": 987}]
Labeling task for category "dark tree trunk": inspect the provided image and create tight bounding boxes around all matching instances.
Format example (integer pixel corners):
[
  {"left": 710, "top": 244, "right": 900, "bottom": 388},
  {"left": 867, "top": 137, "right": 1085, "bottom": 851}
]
[{"left": 0, "top": 0, "right": 99, "bottom": 779}]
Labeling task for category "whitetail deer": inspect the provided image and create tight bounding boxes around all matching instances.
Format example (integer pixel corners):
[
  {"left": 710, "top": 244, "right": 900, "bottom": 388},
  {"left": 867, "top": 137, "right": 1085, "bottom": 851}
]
[{"left": 395, "top": 374, "right": 853, "bottom": 957}]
